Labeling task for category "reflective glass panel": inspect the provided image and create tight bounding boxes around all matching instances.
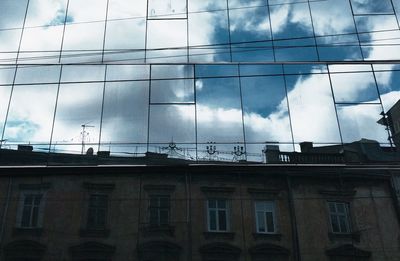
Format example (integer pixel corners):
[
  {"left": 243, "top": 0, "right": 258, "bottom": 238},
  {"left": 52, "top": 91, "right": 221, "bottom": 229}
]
[
  {"left": 151, "top": 79, "right": 194, "bottom": 103},
  {"left": 0, "top": 0, "right": 29, "bottom": 29},
  {"left": 104, "top": 19, "right": 146, "bottom": 63},
  {"left": 100, "top": 81, "right": 149, "bottom": 153},
  {"left": 61, "top": 22, "right": 105, "bottom": 63},
  {"left": 0, "top": 86, "right": 12, "bottom": 142},
  {"left": 196, "top": 77, "right": 244, "bottom": 143},
  {"left": 52, "top": 83, "right": 104, "bottom": 154},
  {"left": 330, "top": 71, "right": 380, "bottom": 103},
  {"left": 0, "top": 66, "right": 16, "bottom": 85},
  {"left": 148, "top": 105, "right": 195, "bottom": 143},
  {"left": 337, "top": 104, "right": 389, "bottom": 144},
  {"left": 285, "top": 72, "right": 341, "bottom": 143},
  {"left": 15, "top": 65, "right": 61, "bottom": 85},
  {"left": 146, "top": 19, "right": 187, "bottom": 63},
  {"left": 241, "top": 75, "right": 292, "bottom": 143},
  {"left": 351, "top": 0, "right": 394, "bottom": 14},
  {"left": 3, "top": 84, "right": 58, "bottom": 151}
]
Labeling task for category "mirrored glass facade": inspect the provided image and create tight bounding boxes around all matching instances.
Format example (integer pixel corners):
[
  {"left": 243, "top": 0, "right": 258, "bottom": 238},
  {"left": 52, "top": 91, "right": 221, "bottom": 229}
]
[{"left": 0, "top": 0, "right": 399, "bottom": 164}]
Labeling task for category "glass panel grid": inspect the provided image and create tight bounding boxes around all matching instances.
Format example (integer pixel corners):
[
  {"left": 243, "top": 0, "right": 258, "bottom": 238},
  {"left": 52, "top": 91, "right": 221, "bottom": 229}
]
[{"left": 0, "top": 61, "right": 398, "bottom": 165}]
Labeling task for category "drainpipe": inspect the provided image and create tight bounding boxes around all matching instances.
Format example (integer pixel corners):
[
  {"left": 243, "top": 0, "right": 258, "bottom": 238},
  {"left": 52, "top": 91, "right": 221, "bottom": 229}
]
[
  {"left": 0, "top": 176, "right": 13, "bottom": 253},
  {"left": 286, "top": 176, "right": 301, "bottom": 261}
]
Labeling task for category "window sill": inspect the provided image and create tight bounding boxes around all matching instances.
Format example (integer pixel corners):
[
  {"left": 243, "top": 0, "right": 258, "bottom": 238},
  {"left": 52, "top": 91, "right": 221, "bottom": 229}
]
[
  {"left": 328, "top": 232, "right": 360, "bottom": 242},
  {"left": 13, "top": 227, "right": 43, "bottom": 237},
  {"left": 204, "top": 231, "right": 235, "bottom": 240},
  {"left": 80, "top": 228, "right": 110, "bottom": 238},
  {"left": 141, "top": 225, "right": 175, "bottom": 237},
  {"left": 253, "top": 233, "right": 282, "bottom": 241}
]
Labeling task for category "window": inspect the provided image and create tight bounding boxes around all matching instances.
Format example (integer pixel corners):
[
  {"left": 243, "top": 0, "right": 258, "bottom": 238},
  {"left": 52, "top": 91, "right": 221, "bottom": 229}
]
[
  {"left": 255, "top": 201, "right": 276, "bottom": 234},
  {"left": 149, "top": 196, "right": 170, "bottom": 226},
  {"left": 207, "top": 199, "right": 229, "bottom": 232},
  {"left": 87, "top": 194, "right": 108, "bottom": 230},
  {"left": 328, "top": 202, "right": 351, "bottom": 234},
  {"left": 20, "top": 194, "right": 42, "bottom": 228}
]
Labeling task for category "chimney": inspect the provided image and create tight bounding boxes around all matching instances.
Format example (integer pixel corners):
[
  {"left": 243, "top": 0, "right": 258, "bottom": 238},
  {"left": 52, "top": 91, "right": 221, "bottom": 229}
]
[
  {"left": 300, "top": 142, "right": 313, "bottom": 153},
  {"left": 264, "top": 145, "right": 280, "bottom": 163}
]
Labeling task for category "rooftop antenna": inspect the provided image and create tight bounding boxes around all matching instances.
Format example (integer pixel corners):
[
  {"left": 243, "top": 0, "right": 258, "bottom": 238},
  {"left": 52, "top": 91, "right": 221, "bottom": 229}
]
[
  {"left": 0, "top": 139, "right": 7, "bottom": 149},
  {"left": 81, "top": 122, "right": 94, "bottom": 154}
]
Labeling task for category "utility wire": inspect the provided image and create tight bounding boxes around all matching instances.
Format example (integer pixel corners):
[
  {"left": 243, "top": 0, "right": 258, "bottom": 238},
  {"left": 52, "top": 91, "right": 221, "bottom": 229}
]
[
  {"left": 0, "top": 27, "right": 400, "bottom": 64},
  {"left": 0, "top": 0, "right": 330, "bottom": 32}
]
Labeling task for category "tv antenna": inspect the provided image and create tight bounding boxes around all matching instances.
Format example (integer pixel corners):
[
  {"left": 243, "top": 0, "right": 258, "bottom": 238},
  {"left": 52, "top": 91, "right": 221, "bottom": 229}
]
[{"left": 81, "top": 122, "right": 94, "bottom": 154}]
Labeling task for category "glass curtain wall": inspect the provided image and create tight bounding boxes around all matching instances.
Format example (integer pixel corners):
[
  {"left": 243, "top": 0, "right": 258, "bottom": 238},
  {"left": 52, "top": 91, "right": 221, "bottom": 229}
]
[{"left": 0, "top": 63, "right": 398, "bottom": 164}]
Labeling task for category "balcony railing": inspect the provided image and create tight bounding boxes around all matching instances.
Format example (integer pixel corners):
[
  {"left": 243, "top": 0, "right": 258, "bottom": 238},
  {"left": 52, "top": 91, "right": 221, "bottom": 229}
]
[{"left": 278, "top": 152, "right": 345, "bottom": 164}]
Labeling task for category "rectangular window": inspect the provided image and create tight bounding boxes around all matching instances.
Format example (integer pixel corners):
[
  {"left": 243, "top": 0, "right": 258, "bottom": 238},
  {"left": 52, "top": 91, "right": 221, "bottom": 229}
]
[
  {"left": 328, "top": 202, "right": 351, "bottom": 234},
  {"left": 87, "top": 194, "right": 108, "bottom": 229},
  {"left": 21, "top": 194, "right": 42, "bottom": 228},
  {"left": 207, "top": 199, "right": 229, "bottom": 232},
  {"left": 255, "top": 201, "right": 276, "bottom": 234},
  {"left": 149, "top": 196, "right": 170, "bottom": 226}
]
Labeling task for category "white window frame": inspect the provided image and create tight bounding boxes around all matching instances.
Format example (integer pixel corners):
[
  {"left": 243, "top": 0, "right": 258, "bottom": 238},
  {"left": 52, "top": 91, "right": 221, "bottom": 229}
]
[
  {"left": 16, "top": 191, "right": 45, "bottom": 229},
  {"left": 207, "top": 199, "right": 230, "bottom": 232},
  {"left": 255, "top": 200, "right": 277, "bottom": 234},
  {"left": 148, "top": 195, "right": 170, "bottom": 226},
  {"left": 86, "top": 192, "right": 109, "bottom": 230},
  {"left": 328, "top": 201, "right": 351, "bottom": 234}
]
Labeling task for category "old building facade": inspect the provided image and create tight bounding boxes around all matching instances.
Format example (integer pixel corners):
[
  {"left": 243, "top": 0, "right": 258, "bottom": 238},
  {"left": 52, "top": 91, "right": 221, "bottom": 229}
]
[{"left": 0, "top": 163, "right": 399, "bottom": 261}]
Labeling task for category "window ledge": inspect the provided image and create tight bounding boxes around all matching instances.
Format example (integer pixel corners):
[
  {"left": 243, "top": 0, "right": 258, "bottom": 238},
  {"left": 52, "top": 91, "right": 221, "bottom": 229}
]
[
  {"left": 328, "top": 232, "right": 360, "bottom": 242},
  {"left": 80, "top": 228, "right": 110, "bottom": 238},
  {"left": 141, "top": 225, "right": 175, "bottom": 237},
  {"left": 204, "top": 232, "right": 235, "bottom": 240},
  {"left": 253, "top": 233, "right": 282, "bottom": 241},
  {"left": 13, "top": 227, "right": 43, "bottom": 237}
]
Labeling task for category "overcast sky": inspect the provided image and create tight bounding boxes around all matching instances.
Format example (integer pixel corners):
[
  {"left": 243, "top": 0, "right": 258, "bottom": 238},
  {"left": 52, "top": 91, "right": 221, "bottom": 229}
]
[{"left": 0, "top": 0, "right": 399, "bottom": 161}]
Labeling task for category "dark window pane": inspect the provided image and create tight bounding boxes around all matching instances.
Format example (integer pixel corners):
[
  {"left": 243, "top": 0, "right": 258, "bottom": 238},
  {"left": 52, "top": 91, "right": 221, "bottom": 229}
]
[
  {"left": 208, "top": 199, "right": 216, "bottom": 209},
  {"left": 217, "top": 199, "right": 226, "bottom": 209},
  {"left": 21, "top": 206, "right": 31, "bottom": 227},
  {"left": 328, "top": 202, "right": 336, "bottom": 213},
  {"left": 159, "top": 210, "right": 169, "bottom": 225},
  {"left": 339, "top": 216, "right": 349, "bottom": 233},
  {"left": 33, "top": 195, "right": 41, "bottom": 206},
  {"left": 266, "top": 212, "right": 274, "bottom": 233},
  {"left": 150, "top": 197, "right": 159, "bottom": 207},
  {"left": 96, "top": 209, "right": 106, "bottom": 227},
  {"left": 88, "top": 194, "right": 108, "bottom": 228},
  {"left": 159, "top": 197, "right": 170, "bottom": 208},
  {"left": 31, "top": 206, "right": 39, "bottom": 227},
  {"left": 331, "top": 215, "right": 340, "bottom": 233},
  {"left": 149, "top": 208, "right": 159, "bottom": 225},
  {"left": 336, "top": 203, "right": 345, "bottom": 214},
  {"left": 24, "top": 195, "right": 33, "bottom": 205},
  {"left": 257, "top": 211, "right": 265, "bottom": 232},
  {"left": 87, "top": 209, "right": 96, "bottom": 227},
  {"left": 209, "top": 210, "right": 216, "bottom": 231},
  {"left": 218, "top": 210, "right": 227, "bottom": 231}
]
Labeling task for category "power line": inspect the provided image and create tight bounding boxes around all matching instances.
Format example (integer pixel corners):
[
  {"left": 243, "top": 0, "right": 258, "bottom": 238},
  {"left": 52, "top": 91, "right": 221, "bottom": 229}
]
[
  {"left": 0, "top": 0, "right": 330, "bottom": 32},
  {"left": 0, "top": 27, "right": 399, "bottom": 64}
]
